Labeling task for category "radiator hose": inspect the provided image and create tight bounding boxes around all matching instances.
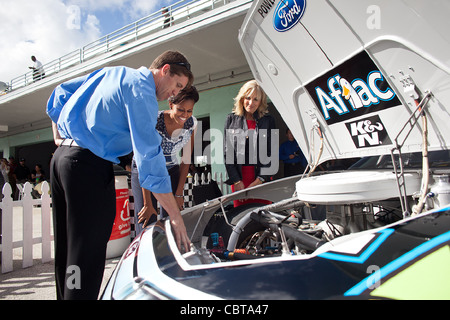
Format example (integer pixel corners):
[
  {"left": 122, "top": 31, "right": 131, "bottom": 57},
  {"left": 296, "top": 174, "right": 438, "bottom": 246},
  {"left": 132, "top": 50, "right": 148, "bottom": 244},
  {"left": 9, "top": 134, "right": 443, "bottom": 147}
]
[{"left": 250, "top": 210, "right": 326, "bottom": 251}]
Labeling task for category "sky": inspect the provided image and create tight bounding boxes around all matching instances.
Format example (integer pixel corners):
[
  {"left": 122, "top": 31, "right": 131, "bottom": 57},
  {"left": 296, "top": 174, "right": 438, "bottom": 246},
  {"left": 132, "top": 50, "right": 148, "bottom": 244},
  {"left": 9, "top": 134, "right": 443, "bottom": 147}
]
[{"left": 0, "top": 0, "right": 180, "bottom": 83}]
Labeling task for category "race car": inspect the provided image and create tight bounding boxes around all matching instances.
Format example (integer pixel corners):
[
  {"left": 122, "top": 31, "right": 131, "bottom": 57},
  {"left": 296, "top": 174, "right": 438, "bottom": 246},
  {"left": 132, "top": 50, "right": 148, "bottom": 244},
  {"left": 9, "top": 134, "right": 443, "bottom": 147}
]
[{"left": 102, "top": 0, "right": 450, "bottom": 300}]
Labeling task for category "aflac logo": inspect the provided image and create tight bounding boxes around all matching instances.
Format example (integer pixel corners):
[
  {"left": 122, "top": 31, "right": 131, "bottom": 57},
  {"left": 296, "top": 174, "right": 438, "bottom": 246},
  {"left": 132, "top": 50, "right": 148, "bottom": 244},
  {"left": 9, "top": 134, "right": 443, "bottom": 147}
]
[
  {"left": 316, "top": 72, "right": 396, "bottom": 122},
  {"left": 273, "top": 0, "right": 306, "bottom": 32}
]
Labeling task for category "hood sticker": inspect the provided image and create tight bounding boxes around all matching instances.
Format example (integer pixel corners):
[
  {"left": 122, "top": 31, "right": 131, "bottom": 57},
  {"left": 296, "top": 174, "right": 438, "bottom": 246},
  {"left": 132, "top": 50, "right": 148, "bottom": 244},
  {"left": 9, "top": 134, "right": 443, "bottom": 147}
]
[
  {"left": 273, "top": 0, "right": 306, "bottom": 32},
  {"left": 306, "top": 51, "right": 401, "bottom": 126},
  {"left": 345, "top": 115, "right": 392, "bottom": 149}
]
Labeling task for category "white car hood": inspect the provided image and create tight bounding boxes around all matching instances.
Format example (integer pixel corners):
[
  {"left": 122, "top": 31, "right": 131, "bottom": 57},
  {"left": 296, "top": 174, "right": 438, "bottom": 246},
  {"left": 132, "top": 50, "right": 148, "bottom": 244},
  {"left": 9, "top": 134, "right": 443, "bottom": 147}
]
[{"left": 239, "top": 0, "right": 450, "bottom": 165}]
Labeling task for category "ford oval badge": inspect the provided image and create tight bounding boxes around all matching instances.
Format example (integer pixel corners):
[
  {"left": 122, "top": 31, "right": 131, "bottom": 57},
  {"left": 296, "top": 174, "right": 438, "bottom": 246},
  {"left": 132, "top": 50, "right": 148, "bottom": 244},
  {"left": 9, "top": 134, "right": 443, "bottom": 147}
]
[{"left": 273, "top": 0, "right": 306, "bottom": 32}]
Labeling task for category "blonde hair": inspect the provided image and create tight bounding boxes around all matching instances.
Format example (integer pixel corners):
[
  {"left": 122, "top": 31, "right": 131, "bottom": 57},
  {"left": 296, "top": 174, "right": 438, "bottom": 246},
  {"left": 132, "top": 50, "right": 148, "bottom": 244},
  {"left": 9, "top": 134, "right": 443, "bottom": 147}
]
[{"left": 232, "top": 80, "right": 268, "bottom": 118}]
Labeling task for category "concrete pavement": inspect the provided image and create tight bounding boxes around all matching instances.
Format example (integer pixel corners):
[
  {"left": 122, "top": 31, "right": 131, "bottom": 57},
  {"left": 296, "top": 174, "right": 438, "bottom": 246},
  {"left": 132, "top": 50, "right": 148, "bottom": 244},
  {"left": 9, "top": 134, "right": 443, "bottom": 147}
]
[
  {"left": 0, "top": 206, "right": 121, "bottom": 300},
  {"left": 0, "top": 257, "right": 120, "bottom": 300}
]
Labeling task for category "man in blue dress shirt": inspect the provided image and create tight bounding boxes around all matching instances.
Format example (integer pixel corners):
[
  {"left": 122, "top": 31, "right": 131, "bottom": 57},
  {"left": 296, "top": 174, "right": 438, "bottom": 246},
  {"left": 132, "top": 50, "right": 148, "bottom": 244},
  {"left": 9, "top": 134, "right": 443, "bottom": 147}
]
[{"left": 46, "top": 51, "right": 193, "bottom": 300}]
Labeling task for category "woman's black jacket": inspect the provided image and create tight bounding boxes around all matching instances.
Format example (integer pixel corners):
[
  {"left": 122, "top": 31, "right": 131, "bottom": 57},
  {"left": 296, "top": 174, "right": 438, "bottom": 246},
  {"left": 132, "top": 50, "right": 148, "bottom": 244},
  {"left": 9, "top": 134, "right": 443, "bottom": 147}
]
[{"left": 223, "top": 112, "right": 277, "bottom": 185}]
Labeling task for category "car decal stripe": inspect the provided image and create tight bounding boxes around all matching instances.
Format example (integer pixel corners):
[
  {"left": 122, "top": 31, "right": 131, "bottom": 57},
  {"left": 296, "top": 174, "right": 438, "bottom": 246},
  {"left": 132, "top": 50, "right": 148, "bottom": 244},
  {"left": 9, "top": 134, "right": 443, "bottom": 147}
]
[
  {"left": 344, "top": 230, "right": 450, "bottom": 296},
  {"left": 318, "top": 228, "right": 395, "bottom": 264}
]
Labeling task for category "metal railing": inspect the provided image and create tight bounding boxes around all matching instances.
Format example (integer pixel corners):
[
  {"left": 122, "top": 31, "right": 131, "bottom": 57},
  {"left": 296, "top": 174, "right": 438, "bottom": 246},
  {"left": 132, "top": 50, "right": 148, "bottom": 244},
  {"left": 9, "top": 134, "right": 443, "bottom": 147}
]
[{"left": 5, "top": 0, "right": 233, "bottom": 92}]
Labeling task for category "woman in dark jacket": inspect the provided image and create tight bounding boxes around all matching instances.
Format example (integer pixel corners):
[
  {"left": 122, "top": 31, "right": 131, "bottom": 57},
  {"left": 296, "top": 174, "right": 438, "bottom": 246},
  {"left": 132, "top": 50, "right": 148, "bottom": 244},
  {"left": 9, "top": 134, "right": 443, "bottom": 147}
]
[{"left": 224, "top": 80, "right": 277, "bottom": 207}]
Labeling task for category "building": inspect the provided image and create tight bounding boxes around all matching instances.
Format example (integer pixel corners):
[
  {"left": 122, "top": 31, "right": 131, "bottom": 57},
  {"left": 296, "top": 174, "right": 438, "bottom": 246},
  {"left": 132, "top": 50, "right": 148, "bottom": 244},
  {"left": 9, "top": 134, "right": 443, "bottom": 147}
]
[{"left": 0, "top": 0, "right": 288, "bottom": 181}]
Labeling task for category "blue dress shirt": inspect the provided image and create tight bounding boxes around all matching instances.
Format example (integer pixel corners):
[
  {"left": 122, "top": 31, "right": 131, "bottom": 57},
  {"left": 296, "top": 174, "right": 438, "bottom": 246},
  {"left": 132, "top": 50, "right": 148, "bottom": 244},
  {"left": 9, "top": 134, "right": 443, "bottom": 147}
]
[{"left": 46, "top": 66, "right": 172, "bottom": 194}]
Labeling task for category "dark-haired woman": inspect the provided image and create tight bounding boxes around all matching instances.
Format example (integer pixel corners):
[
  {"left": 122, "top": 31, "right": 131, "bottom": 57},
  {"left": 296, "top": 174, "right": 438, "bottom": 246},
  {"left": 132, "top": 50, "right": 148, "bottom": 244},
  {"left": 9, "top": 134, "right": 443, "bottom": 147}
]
[{"left": 131, "top": 86, "right": 199, "bottom": 234}]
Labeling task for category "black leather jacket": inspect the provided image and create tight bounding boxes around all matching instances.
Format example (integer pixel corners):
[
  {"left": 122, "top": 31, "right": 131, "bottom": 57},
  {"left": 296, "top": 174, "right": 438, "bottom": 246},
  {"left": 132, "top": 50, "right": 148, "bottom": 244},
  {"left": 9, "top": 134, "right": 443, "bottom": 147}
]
[{"left": 223, "top": 112, "right": 277, "bottom": 185}]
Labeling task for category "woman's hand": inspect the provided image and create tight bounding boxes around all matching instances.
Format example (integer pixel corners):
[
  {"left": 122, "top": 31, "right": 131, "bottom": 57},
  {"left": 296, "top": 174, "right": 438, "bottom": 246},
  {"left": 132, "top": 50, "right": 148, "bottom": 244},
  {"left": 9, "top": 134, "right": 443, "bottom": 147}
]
[
  {"left": 234, "top": 180, "right": 245, "bottom": 191},
  {"left": 247, "top": 178, "right": 263, "bottom": 189},
  {"left": 138, "top": 204, "right": 158, "bottom": 228},
  {"left": 175, "top": 195, "right": 184, "bottom": 210}
]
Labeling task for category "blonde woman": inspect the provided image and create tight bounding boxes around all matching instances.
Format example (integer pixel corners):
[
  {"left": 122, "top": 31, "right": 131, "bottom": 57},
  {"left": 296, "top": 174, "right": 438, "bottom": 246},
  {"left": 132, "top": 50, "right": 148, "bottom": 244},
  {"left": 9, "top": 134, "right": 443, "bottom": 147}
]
[{"left": 224, "top": 80, "right": 276, "bottom": 207}]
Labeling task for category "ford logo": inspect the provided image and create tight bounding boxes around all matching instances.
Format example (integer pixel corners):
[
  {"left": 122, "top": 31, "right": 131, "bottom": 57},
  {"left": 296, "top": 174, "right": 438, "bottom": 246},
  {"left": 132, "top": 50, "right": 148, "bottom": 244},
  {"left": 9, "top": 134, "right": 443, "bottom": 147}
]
[{"left": 273, "top": 0, "right": 306, "bottom": 32}]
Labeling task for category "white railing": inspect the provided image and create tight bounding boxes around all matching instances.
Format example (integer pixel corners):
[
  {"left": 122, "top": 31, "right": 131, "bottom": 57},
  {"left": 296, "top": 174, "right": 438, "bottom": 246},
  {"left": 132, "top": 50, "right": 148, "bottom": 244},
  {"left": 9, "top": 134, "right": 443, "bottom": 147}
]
[
  {"left": 0, "top": 172, "right": 229, "bottom": 273},
  {"left": 5, "top": 0, "right": 234, "bottom": 92}
]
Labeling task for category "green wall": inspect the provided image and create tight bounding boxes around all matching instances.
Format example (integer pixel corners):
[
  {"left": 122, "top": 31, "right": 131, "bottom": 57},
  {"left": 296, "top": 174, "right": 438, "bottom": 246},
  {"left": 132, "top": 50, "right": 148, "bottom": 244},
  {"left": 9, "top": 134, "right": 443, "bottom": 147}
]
[
  {"left": 0, "top": 80, "right": 288, "bottom": 184},
  {"left": 1, "top": 82, "right": 246, "bottom": 181},
  {"left": 193, "top": 82, "right": 244, "bottom": 178},
  {"left": 158, "top": 81, "right": 245, "bottom": 180},
  {"left": 1, "top": 80, "right": 287, "bottom": 184},
  {"left": 0, "top": 127, "right": 54, "bottom": 159}
]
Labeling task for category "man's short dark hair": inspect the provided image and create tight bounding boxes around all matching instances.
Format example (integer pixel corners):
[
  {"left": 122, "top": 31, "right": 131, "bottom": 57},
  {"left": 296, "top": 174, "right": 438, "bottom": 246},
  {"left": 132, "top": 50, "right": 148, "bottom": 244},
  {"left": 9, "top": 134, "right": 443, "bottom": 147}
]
[{"left": 150, "top": 50, "right": 194, "bottom": 87}]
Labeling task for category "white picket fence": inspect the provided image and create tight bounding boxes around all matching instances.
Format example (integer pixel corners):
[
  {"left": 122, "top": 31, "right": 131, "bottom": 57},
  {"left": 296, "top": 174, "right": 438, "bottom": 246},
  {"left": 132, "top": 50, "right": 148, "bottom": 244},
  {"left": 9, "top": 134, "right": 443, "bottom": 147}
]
[
  {"left": 0, "top": 182, "right": 53, "bottom": 274},
  {"left": 191, "top": 171, "right": 230, "bottom": 194},
  {"left": 0, "top": 172, "right": 229, "bottom": 274}
]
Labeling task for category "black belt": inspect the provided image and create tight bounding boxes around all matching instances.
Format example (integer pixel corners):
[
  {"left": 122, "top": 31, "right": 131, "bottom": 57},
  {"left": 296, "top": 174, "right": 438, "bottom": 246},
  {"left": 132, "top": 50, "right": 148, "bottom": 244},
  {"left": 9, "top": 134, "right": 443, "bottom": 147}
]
[{"left": 60, "top": 139, "right": 81, "bottom": 147}]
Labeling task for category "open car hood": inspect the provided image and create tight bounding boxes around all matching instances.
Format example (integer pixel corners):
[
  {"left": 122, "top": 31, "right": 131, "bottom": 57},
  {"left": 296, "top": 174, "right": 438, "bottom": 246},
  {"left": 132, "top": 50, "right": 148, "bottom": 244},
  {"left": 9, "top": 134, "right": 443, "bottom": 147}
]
[{"left": 239, "top": 0, "right": 450, "bottom": 165}]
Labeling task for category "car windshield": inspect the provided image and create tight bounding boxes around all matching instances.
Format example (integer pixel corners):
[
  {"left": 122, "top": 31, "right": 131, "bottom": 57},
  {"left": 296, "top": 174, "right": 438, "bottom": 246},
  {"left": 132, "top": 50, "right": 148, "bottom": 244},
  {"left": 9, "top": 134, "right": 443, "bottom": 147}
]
[{"left": 349, "top": 150, "right": 450, "bottom": 170}]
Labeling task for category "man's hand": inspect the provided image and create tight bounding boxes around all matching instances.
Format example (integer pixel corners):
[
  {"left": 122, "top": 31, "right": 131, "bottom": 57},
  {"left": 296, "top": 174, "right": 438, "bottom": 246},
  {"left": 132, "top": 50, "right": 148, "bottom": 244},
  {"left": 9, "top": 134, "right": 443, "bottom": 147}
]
[
  {"left": 152, "top": 192, "right": 191, "bottom": 252},
  {"left": 169, "top": 213, "right": 191, "bottom": 253}
]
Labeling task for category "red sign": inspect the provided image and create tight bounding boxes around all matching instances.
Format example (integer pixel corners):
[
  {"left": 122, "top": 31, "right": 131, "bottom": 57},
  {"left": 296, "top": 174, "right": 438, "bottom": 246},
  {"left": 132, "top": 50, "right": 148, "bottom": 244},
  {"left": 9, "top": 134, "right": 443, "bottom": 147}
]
[{"left": 110, "top": 189, "right": 131, "bottom": 240}]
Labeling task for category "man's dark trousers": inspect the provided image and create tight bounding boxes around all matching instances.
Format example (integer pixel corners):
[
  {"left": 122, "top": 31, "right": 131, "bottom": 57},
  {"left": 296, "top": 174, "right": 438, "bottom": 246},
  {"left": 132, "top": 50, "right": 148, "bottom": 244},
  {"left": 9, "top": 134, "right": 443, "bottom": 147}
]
[{"left": 50, "top": 145, "right": 116, "bottom": 300}]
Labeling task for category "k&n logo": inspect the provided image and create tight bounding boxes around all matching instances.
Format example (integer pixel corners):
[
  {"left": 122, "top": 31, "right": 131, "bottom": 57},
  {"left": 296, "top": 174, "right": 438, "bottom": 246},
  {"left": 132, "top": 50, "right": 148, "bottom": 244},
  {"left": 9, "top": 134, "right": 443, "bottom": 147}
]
[{"left": 345, "top": 115, "right": 392, "bottom": 149}]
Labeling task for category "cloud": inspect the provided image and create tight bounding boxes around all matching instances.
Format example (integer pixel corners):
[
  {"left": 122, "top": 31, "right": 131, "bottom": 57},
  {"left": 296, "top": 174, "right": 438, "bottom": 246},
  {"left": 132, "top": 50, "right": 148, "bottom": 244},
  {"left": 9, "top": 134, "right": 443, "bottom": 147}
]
[
  {"left": 126, "top": 0, "right": 164, "bottom": 20},
  {"left": 0, "top": 0, "right": 174, "bottom": 83},
  {"left": 0, "top": 0, "right": 102, "bottom": 82},
  {"left": 69, "top": 0, "right": 167, "bottom": 15},
  {"left": 66, "top": 0, "right": 168, "bottom": 24}
]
